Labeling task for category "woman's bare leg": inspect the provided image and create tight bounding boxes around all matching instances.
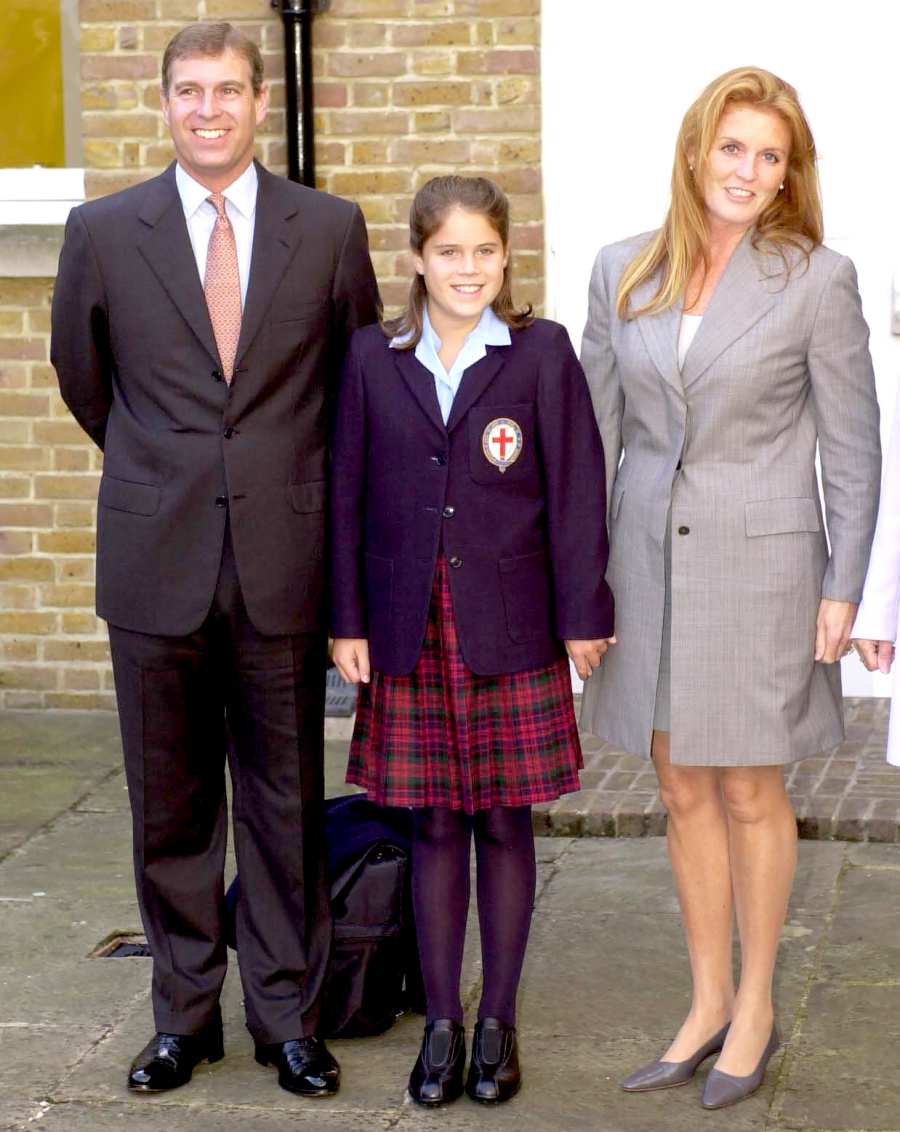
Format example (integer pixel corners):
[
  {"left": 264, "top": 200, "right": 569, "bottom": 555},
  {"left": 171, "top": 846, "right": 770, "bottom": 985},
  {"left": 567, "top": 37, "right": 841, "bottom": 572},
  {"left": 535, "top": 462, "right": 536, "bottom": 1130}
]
[
  {"left": 652, "top": 731, "right": 735, "bottom": 1060},
  {"left": 713, "top": 765, "right": 795, "bottom": 1075}
]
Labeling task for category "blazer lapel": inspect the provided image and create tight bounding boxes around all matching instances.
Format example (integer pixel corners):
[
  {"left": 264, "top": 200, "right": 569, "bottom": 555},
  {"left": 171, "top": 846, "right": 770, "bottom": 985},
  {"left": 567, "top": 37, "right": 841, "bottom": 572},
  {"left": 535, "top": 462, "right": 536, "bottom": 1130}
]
[
  {"left": 446, "top": 347, "right": 508, "bottom": 434},
  {"left": 232, "top": 163, "right": 305, "bottom": 372},
  {"left": 137, "top": 165, "right": 220, "bottom": 366},
  {"left": 681, "top": 233, "right": 779, "bottom": 389},
  {"left": 634, "top": 274, "right": 684, "bottom": 399},
  {"left": 392, "top": 348, "right": 446, "bottom": 436}
]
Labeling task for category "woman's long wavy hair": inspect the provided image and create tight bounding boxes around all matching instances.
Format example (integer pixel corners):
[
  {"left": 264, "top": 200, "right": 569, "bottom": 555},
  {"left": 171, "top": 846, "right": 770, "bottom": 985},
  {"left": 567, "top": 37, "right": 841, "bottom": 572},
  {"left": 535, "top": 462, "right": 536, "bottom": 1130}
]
[
  {"left": 384, "top": 175, "right": 534, "bottom": 348},
  {"left": 617, "top": 66, "right": 824, "bottom": 321}
]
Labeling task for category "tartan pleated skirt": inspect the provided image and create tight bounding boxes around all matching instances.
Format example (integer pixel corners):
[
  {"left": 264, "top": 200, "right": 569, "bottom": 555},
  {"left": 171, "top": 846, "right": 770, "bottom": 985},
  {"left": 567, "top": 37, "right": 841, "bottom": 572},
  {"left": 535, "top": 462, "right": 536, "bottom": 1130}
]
[{"left": 346, "top": 557, "right": 584, "bottom": 814}]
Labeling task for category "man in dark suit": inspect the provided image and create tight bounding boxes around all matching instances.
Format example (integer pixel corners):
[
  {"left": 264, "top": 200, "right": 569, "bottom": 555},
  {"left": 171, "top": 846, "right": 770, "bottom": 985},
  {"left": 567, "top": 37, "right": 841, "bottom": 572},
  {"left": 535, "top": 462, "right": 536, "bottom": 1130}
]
[{"left": 50, "top": 22, "right": 379, "bottom": 1098}]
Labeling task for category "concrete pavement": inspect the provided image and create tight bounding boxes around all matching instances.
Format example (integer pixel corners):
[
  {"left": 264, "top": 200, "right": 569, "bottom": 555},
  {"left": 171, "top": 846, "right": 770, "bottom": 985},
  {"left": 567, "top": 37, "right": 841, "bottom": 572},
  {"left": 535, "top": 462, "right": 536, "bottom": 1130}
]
[{"left": 1, "top": 712, "right": 898, "bottom": 1131}]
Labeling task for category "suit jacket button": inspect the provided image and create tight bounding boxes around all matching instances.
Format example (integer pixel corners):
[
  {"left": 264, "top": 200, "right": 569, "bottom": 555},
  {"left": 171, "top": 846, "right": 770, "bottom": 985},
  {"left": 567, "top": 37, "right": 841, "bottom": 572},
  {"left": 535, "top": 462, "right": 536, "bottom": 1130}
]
[
  {"left": 442, "top": 505, "right": 455, "bottom": 518},
  {"left": 448, "top": 556, "right": 463, "bottom": 568},
  {"left": 215, "top": 496, "right": 228, "bottom": 508},
  {"left": 223, "top": 427, "right": 235, "bottom": 439},
  {"left": 211, "top": 369, "right": 223, "bottom": 382},
  {"left": 430, "top": 454, "right": 446, "bottom": 466},
  {"left": 677, "top": 525, "right": 690, "bottom": 535}
]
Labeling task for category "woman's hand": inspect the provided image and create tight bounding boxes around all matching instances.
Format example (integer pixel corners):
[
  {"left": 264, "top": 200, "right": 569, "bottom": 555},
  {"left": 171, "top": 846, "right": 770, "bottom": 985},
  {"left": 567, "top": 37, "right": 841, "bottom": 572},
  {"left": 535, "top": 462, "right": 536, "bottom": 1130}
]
[
  {"left": 565, "top": 637, "right": 617, "bottom": 681},
  {"left": 851, "top": 638, "right": 896, "bottom": 674},
  {"left": 333, "top": 638, "right": 371, "bottom": 684},
  {"left": 814, "top": 599, "right": 857, "bottom": 664}
]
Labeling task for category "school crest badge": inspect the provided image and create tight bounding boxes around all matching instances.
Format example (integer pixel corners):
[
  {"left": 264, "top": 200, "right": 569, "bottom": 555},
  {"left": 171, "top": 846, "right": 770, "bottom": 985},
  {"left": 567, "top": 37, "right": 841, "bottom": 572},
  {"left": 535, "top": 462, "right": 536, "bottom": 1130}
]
[{"left": 482, "top": 418, "right": 523, "bottom": 474}]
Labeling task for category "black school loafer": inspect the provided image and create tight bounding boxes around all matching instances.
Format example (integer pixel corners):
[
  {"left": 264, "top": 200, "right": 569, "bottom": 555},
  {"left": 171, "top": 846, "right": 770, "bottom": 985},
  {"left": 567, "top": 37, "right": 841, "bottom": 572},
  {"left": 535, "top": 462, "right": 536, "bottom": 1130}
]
[
  {"left": 465, "top": 1018, "right": 521, "bottom": 1104},
  {"left": 127, "top": 1027, "right": 224, "bottom": 1092},
  {"left": 408, "top": 1018, "right": 466, "bottom": 1106},
  {"left": 254, "top": 1037, "right": 340, "bottom": 1097}
]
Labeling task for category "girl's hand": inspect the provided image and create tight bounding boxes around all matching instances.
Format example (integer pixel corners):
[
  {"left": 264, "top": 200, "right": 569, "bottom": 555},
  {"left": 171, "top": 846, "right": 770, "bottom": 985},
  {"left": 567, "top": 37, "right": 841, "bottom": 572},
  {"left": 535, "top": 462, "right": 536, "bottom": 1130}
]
[
  {"left": 333, "top": 638, "right": 371, "bottom": 684},
  {"left": 814, "top": 599, "right": 857, "bottom": 664},
  {"left": 852, "top": 638, "right": 896, "bottom": 674},
  {"left": 565, "top": 637, "right": 617, "bottom": 681}
]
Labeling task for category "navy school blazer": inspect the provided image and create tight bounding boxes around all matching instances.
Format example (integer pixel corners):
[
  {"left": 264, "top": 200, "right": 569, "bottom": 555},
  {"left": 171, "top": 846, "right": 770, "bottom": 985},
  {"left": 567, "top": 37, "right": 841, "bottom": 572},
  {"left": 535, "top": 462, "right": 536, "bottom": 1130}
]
[{"left": 329, "top": 318, "right": 614, "bottom": 676}]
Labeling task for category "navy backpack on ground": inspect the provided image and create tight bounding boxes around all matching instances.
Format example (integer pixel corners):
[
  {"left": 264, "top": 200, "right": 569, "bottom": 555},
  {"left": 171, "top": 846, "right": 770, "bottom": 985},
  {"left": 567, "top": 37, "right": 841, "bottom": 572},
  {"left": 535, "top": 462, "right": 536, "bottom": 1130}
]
[{"left": 225, "top": 793, "right": 424, "bottom": 1038}]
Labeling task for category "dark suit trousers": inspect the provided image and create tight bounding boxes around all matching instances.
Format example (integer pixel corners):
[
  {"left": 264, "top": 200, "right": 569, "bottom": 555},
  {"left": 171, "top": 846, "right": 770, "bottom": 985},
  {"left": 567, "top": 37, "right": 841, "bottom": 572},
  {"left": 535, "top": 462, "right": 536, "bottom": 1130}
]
[{"left": 108, "top": 526, "right": 331, "bottom": 1043}]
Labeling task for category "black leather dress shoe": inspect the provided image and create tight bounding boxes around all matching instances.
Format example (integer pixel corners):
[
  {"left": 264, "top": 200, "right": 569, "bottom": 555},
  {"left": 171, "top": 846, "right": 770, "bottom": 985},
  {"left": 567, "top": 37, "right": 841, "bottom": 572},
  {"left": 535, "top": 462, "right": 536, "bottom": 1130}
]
[
  {"left": 408, "top": 1018, "right": 466, "bottom": 1106},
  {"left": 127, "top": 1028, "right": 224, "bottom": 1092},
  {"left": 254, "top": 1037, "right": 340, "bottom": 1097},
  {"left": 465, "top": 1018, "right": 521, "bottom": 1104}
]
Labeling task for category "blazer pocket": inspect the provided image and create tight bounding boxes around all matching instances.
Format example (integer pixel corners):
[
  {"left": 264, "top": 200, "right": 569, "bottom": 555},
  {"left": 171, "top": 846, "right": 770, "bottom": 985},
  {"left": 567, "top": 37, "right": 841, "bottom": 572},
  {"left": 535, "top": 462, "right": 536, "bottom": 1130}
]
[
  {"left": 98, "top": 475, "right": 160, "bottom": 517},
  {"left": 498, "top": 549, "right": 552, "bottom": 643},
  {"left": 467, "top": 402, "right": 536, "bottom": 486},
  {"left": 268, "top": 294, "right": 329, "bottom": 326},
  {"left": 745, "top": 497, "right": 821, "bottom": 537},
  {"left": 289, "top": 480, "right": 326, "bottom": 514}
]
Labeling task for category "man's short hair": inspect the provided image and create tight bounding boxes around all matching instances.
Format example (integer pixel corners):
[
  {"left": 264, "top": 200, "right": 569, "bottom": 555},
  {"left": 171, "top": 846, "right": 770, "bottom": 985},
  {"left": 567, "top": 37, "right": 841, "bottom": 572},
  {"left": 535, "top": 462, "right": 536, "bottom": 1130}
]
[{"left": 161, "top": 22, "right": 265, "bottom": 95}]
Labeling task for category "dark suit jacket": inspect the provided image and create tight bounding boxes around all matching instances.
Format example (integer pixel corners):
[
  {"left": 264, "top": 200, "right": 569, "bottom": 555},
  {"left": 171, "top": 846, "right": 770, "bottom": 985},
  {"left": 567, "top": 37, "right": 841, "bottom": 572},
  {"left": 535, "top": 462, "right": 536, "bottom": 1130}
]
[
  {"left": 330, "top": 318, "right": 614, "bottom": 676},
  {"left": 51, "top": 162, "right": 380, "bottom": 637}
]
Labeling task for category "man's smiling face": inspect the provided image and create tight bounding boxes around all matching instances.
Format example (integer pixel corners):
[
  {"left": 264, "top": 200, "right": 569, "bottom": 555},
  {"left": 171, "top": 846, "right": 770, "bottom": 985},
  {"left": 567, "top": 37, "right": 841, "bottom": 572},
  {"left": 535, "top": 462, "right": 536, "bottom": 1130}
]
[{"left": 161, "top": 49, "right": 268, "bottom": 192}]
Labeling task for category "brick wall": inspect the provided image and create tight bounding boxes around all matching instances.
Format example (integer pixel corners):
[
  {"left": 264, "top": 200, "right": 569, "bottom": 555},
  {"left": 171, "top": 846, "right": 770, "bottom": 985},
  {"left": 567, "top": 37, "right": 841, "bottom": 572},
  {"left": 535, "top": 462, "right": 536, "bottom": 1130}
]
[{"left": 0, "top": 0, "right": 543, "bottom": 710}]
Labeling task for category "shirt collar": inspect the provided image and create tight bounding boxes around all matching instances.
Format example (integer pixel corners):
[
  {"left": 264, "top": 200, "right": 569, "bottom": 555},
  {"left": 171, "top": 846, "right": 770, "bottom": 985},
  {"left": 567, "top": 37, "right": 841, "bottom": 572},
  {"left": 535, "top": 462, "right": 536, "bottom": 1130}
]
[
  {"left": 389, "top": 304, "right": 511, "bottom": 351},
  {"left": 175, "top": 161, "right": 259, "bottom": 221}
]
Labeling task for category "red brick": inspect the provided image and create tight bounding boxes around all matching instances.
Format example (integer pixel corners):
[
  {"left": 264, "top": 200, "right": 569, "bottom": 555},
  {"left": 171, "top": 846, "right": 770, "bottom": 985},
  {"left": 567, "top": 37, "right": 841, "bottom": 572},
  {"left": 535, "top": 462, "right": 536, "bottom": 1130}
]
[{"left": 81, "top": 55, "right": 158, "bottom": 81}]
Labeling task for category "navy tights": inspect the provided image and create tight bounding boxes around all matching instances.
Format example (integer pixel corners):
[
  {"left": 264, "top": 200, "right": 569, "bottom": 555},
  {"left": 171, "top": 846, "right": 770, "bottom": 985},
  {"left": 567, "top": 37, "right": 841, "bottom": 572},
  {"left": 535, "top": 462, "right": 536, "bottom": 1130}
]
[{"left": 411, "top": 805, "right": 536, "bottom": 1028}]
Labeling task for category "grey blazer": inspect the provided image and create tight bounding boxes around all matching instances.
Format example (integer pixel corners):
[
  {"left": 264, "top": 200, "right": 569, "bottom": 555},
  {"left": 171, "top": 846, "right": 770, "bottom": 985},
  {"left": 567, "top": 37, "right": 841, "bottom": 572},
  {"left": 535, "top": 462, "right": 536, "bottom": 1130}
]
[{"left": 579, "top": 230, "right": 881, "bottom": 765}]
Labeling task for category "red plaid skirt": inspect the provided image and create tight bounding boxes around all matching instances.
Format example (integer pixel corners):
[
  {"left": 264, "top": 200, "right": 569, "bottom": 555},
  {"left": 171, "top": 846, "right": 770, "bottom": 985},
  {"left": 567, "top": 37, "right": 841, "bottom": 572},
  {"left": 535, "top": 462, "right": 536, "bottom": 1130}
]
[{"left": 346, "top": 557, "right": 583, "bottom": 813}]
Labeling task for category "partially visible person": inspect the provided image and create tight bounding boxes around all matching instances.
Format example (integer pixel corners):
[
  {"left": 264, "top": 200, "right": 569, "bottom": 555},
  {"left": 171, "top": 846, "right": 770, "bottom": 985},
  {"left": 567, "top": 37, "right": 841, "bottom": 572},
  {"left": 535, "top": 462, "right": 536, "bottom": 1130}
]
[
  {"left": 50, "top": 21, "right": 379, "bottom": 1099},
  {"left": 580, "top": 67, "right": 880, "bottom": 1109},
  {"left": 852, "top": 390, "right": 900, "bottom": 766},
  {"left": 330, "top": 176, "right": 614, "bottom": 1106}
]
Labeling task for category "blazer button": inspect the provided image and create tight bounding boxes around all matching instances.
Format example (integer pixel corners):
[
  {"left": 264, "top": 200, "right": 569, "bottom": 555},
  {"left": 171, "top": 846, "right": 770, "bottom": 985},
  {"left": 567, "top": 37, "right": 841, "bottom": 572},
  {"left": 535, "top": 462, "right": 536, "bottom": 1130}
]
[
  {"left": 215, "top": 496, "right": 228, "bottom": 508},
  {"left": 677, "top": 525, "right": 690, "bottom": 535},
  {"left": 676, "top": 460, "right": 682, "bottom": 471},
  {"left": 430, "top": 454, "right": 446, "bottom": 466},
  {"left": 223, "top": 427, "right": 235, "bottom": 439},
  {"left": 448, "top": 556, "right": 463, "bottom": 569},
  {"left": 211, "top": 369, "right": 223, "bottom": 382},
  {"left": 442, "top": 505, "right": 455, "bottom": 518}
]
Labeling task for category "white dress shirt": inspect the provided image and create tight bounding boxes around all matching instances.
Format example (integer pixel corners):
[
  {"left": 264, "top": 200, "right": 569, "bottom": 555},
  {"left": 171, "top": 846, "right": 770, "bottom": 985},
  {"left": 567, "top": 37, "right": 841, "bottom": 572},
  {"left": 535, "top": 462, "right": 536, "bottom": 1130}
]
[
  {"left": 175, "top": 161, "right": 258, "bottom": 309},
  {"left": 391, "top": 305, "right": 512, "bottom": 425}
]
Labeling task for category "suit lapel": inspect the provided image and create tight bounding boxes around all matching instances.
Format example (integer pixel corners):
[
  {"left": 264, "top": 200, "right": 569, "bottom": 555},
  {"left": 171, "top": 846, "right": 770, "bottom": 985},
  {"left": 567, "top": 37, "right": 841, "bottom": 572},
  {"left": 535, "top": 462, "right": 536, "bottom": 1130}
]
[
  {"left": 446, "top": 347, "right": 508, "bottom": 434},
  {"left": 137, "top": 165, "right": 220, "bottom": 366},
  {"left": 233, "top": 164, "right": 305, "bottom": 372},
  {"left": 681, "top": 233, "right": 779, "bottom": 389},
  {"left": 392, "top": 348, "right": 446, "bottom": 436},
  {"left": 634, "top": 273, "right": 684, "bottom": 399}
]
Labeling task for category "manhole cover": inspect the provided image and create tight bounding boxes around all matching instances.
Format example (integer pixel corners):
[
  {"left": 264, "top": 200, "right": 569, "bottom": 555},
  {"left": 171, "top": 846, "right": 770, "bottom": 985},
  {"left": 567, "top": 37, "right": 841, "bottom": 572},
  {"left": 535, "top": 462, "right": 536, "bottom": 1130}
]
[
  {"left": 90, "top": 931, "right": 151, "bottom": 958},
  {"left": 326, "top": 668, "right": 357, "bottom": 717}
]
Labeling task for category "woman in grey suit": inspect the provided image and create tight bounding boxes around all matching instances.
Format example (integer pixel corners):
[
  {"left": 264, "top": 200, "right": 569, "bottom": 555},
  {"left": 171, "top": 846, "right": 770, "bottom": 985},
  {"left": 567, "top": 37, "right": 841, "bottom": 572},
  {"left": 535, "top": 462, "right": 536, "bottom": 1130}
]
[{"left": 580, "top": 67, "right": 880, "bottom": 1109}]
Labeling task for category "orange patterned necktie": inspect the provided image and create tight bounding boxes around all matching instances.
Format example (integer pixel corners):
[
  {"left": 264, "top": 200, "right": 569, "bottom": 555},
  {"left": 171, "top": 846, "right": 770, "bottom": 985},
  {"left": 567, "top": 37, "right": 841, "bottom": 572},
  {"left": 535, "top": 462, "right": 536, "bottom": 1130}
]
[{"left": 204, "top": 192, "right": 242, "bottom": 383}]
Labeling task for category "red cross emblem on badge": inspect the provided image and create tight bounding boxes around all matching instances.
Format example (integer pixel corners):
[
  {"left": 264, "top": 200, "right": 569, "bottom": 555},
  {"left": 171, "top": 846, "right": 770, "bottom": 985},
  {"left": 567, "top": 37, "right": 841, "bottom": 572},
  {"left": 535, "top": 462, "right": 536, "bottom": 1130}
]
[{"left": 482, "top": 418, "right": 523, "bottom": 473}]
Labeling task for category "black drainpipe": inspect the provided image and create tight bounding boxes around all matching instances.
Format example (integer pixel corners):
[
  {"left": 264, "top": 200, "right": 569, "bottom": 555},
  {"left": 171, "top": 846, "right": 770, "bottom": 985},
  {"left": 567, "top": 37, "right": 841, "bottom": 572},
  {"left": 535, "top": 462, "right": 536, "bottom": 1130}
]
[{"left": 272, "top": 0, "right": 330, "bottom": 187}]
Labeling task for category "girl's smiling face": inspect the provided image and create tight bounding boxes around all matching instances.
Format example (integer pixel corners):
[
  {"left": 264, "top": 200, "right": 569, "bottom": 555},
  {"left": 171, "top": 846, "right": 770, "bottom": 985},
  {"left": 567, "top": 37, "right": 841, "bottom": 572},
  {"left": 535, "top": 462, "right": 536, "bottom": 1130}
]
[
  {"left": 698, "top": 103, "right": 791, "bottom": 234},
  {"left": 414, "top": 206, "right": 508, "bottom": 333}
]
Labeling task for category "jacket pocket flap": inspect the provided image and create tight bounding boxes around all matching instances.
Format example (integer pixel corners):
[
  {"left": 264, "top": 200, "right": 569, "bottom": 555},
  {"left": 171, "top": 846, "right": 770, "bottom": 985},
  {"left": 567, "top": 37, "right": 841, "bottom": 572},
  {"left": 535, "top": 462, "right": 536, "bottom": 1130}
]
[
  {"left": 745, "top": 497, "right": 820, "bottom": 537},
  {"left": 290, "top": 480, "right": 326, "bottom": 513},
  {"left": 498, "top": 548, "right": 545, "bottom": 575},
  {"left": 99, "top": 476, "right": 160, "bottom": 516}
]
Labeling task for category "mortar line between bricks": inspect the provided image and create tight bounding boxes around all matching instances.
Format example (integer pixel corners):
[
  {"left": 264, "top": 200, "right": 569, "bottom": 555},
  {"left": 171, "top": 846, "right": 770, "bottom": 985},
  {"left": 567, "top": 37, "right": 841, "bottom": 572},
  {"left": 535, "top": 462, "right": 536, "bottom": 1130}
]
[
  {"left": 0, "top": 763, "right": 124, "bottom": 868},
  {"left": 764, "top": 843, "right": 852, "bottom": 1132}
]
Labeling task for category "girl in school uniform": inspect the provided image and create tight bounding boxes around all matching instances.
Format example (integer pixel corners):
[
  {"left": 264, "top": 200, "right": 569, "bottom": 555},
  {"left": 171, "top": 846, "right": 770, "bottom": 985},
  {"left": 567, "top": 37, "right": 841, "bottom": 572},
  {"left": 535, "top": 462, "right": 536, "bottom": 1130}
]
[{"left": 329, "top": 175, "right": 614, "bottom": 1106}]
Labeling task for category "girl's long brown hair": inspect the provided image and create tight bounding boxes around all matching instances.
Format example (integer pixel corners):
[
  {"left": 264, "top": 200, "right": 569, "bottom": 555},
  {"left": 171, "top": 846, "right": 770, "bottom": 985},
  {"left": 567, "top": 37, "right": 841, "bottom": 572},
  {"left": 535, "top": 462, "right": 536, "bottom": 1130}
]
[
  {"left": 384, "top": 175, "right": 534, "bottom": 348},
  {"left": 617, "top": 66, "right": 824, "bottom": 321}
]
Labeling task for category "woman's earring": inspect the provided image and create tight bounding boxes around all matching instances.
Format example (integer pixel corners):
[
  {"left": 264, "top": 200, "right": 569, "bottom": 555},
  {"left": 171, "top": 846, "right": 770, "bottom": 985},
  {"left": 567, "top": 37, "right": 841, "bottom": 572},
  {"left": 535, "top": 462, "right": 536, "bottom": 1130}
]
[{"left": 779, "top": 182, "right": 784, "bottom": 191}]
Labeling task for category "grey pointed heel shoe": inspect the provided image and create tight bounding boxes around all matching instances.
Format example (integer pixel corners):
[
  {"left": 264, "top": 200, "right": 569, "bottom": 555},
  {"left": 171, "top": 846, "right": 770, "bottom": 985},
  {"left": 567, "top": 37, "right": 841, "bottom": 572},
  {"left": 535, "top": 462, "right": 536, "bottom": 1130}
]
[
  {"left": 701, "top": 1027, "right": 779, "bottom": 1109},
  {"left": 621, "top": 1023, "right": 730, "bottom": 1093}
]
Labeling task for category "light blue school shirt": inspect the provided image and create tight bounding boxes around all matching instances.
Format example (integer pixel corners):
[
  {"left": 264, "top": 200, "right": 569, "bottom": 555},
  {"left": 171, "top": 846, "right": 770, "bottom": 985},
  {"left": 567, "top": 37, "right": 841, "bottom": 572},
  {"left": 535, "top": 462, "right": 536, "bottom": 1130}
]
[{"left": 391, "top": 305, "right": 512, "bottom": 425}]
